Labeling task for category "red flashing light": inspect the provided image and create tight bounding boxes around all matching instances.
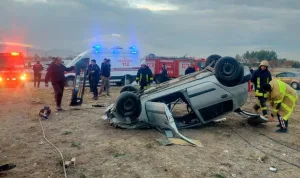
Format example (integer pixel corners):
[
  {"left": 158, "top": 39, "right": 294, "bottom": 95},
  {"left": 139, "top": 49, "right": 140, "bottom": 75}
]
[{"left": 11, "top": 52, "right": 20, "bottom": 56}]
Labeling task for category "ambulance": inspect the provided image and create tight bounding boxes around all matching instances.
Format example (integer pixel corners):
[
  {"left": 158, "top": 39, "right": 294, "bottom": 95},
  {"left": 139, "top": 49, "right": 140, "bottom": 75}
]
[{"left": 65, "top": 46, "right": 140, "bottom": 86}]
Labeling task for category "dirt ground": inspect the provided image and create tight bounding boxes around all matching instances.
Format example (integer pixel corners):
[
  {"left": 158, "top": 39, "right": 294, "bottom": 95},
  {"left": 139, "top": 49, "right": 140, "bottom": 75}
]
[{"left": 0, "top": 85, "right": 300, "bottom": 178}]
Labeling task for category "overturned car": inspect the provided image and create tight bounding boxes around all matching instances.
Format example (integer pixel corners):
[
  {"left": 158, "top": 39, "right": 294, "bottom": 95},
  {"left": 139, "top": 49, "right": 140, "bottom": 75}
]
[{"left": 104, "top": 55, "right": 267, "bottom": 145}]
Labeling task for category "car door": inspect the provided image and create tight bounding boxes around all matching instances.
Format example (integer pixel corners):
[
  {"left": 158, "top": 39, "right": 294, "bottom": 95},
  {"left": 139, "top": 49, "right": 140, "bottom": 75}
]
[{"left": 284, "top": 72, "right": 296, "bottom": 85}]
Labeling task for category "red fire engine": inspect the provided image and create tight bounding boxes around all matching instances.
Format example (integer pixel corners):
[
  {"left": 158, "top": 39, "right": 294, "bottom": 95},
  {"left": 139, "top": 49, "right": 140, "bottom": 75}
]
[{"left": 143, "top": 55, "right": 206, "bottom": 83}]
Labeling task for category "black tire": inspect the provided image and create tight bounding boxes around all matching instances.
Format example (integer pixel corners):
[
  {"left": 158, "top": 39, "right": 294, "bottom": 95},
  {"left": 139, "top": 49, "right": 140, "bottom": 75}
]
[
  {"left": 205, "top": 54, "right": 222, "bottom": 68},
  {"left": 215, "top": 56, "right": 244, "bottom": 87},
  {"left": 154, "top": 74, "right": 164, "bottom": 84},
  {"left": 115, "top": 91, "right": 142, "bottom": 118},
  {"left": 120, "top": 84, "right": 138, "bottom": 93}
]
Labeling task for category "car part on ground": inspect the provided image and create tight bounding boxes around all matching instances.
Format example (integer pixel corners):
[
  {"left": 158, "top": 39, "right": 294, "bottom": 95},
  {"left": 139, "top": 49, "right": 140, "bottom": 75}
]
[
  {"left": 70, "top": 58, "right": 89, "bottom": 106},
  {"left": 0, "top": 164, "right": 16, "bottom": 172},
  {"left": 104, "top": 55, "right": 266, "bottom": 145}
]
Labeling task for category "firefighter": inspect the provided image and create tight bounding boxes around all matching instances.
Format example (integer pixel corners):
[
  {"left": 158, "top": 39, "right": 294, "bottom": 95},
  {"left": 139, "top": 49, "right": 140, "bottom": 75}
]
[
  {"left": 32, "top": 61, "right": 43, "bottom": 87},
  {"left": 89, "top": 59, "right": 100, "bottom": 100},
  {"left": 45, "top": 57, "right": 75, "bottom": 111},
  {"left": 136, "top": 62, "right": 153, "bottom": 90},
  {"left": 262, "top": 79, "right": 298, "bottom": 133},
  {"left": 185, "top": 60, "right": 196, "bottom": 75},
  {"left": 251, "top": 60, "right": 272, "bottom": 117}
]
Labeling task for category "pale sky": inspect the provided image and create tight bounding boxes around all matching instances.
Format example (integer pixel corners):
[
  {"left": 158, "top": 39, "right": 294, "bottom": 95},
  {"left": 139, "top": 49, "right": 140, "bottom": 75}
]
[{"left": 0, "top": 0, "right": 299, "bottom": 60}]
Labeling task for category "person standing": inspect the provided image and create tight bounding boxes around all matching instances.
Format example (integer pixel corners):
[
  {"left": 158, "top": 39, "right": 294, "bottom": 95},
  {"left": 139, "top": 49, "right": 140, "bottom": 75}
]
[
  {"left": 251, "top": 60, "right": 272, "bottom": 117},
  {"left": 185, "top": 61, "right": 196, "bottom": 75},
  {"left": 89, "top": 59, "right": 100, "bottom": 100},
  {"left": 161, "top": 64, "right": 168, "bottom": 77},
  {"left": 262, "top": 79, "right": 298, "bottom": 133},
  {"left": 99, "top": 59, "right": 111, "bottom": 96},
  {"left": 45, "top": 57, "right": 75, "bottom": 111},
  {"left": 136, "top": 62, "right": 153, "bottom": 90},
  {"left": 32, "top": 61, "right": 43, "bottom": 87}
]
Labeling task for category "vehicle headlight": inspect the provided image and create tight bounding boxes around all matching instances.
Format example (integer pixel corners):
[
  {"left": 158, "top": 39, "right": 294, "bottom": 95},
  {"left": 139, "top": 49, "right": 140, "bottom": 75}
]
[{"left": 20, "top": 74, "right": 26, "bottom": 80}]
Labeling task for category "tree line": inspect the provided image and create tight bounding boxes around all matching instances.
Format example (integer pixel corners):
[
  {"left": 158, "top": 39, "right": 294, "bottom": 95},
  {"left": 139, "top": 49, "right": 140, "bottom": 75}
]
[{"left": 235, "top": 50, "right": 300, "bottom": 68}]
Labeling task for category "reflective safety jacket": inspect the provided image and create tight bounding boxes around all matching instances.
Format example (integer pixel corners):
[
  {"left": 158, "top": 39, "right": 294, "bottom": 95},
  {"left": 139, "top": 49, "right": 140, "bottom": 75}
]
[
  {"left": 136, "top": 66, "right": 153, "bottom": 89},
  {"left": 268, "top": 79, "right": 298, "bottom": 121},
  {"left": 251, "top": 67, "right": 272, "bottom": 97}
]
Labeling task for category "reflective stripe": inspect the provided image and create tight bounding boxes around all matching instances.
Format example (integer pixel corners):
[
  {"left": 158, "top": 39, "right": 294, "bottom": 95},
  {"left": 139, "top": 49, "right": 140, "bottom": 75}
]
[
  {"left": 255, "top": 90, "right": 263, "bottom": 96},
  {"left": 257, "top": 77, "right": 260, "bottom": 88},
  {"left": 150, "top": 77, "right": 153, "bottom": 80},
  {"left": 261, "top": 107, "right": 267, "bottom": 110},
  {"left": 139, "top": 74, "right": 142, "bottom": 82}
]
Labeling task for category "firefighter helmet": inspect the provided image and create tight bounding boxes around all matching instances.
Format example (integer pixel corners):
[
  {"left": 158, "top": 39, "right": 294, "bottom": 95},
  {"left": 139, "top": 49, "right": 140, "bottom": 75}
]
[{"left": 260, "top": 60, "right": 269, "bottom": 67}]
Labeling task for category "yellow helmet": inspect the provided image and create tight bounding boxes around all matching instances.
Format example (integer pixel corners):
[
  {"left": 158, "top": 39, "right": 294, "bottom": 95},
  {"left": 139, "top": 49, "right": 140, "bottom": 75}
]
[{"left": 260, "top": 60, "right": 268, "bottom": 67}]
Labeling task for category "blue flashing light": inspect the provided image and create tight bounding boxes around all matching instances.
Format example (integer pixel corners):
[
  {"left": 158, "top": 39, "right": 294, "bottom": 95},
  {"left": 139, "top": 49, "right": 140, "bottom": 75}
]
[
  {"left": 93, "top": 45, "right": 101, "bottom": 49},
  {"left": 131, "top": 51, "right": 137, "bottom": 54},
  {"left": 113, "top": 50, "right": 120, "bottom": 54},
  {"left": 129, "top": 46, "right": 136, "bottom": 49}
]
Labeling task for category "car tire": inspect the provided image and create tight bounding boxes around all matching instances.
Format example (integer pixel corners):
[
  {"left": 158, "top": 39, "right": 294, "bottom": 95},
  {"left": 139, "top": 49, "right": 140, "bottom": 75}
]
[
  {"left": 291, "top": 82, "right": 299, "bottom": 90},
  {"left": 214, "top": 56, "right": 244, "bottom": 87},
  {"left": 115, "top": 91, "right": 142, "bottom": 118},
  {"left": 204, "top": 54, "right": 222, "bottom": 68},
  {"left": 120, "top": 84, "right": 139, "bottom": 93},
  {"left": 154, "top": 74, "right": 169, "bottom": 84},
  {"left": 65, "top": 76, "right": 74, "bottom": 87}
]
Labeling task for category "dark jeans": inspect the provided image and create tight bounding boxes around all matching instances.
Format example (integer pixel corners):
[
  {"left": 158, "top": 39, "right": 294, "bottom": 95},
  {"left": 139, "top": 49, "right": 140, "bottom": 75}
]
[
  {"left": 91, "top": 79, "right": 99, "bottom": 97},
  {"left": 34, "top": 73, "right": 41, "bottom": 87},
  {"left": 52, "top": 80, "right": 65, "bottom": 107}
]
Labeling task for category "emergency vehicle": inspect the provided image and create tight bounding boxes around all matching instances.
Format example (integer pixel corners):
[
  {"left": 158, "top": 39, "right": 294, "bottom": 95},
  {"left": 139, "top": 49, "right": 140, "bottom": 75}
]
[
  {"left": 65, "top": 46, "right": 140, "bottom": 86},
  {"left": 0, "top": 52, "right": 27, "bottom": 87},
  {"left": 142, "top": 55, "right": 206, "bottom": 83}
]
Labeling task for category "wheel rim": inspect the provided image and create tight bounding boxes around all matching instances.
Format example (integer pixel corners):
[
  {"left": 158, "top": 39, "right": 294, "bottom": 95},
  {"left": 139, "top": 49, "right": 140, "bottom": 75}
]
[
  {"left": 221, "top": 62, "right": 235, "bottom": 76},
  {"left": 292, "top": 83, "right": 298, "bottom": 89},
  {"left": 124, "top": 99, "right": 134, "bottom": 111}
]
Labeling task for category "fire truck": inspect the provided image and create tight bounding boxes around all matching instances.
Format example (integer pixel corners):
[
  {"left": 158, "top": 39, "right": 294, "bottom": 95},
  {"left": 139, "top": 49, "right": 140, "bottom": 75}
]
[
  {"left": 0, "top": 52, "right": 27, "bottom": 87},
  {"left": 141, "top": 54, "right": 206, "bottom": 83}
]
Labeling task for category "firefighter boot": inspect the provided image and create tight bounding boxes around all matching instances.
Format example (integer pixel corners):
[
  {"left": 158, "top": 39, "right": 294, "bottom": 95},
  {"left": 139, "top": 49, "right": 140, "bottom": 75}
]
[
  {"left": 276, "top": 120, "right": 288, "bottom": 133},
  {"left": 253, "top": 104, "right": 260, "bottom": 114}
]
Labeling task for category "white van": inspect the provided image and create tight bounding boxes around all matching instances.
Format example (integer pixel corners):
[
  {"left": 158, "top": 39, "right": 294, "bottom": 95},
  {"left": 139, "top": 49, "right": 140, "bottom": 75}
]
[{"left": 65, "top": 46, "right": 140, "bottom": 86}]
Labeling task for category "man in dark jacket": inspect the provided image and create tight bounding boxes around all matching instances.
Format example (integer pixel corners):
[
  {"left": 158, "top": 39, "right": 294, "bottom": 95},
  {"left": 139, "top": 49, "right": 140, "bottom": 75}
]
[
  {"left": 136, "top": 62, "right": 153, "bottom": 90},
  {"left": 161, "top": 64, "right": 168, "bottom": 77},
  {"left": 251, "top": 60, "right": 272, "bottom": 117},
  {"left": 99, "top": 59, "right": 111, "bottom": 96},
  {"left": 45, "top": 57, "right": 75, "bottom": 111},
  {"left": 32, "top": 61, "right": 43, "bottom": 87},
  {"left": 185, "top": 61, "right": 196, "bottom": 75},
  {"left": 89, "top": 59, "right": 101, "bottom": 100}
]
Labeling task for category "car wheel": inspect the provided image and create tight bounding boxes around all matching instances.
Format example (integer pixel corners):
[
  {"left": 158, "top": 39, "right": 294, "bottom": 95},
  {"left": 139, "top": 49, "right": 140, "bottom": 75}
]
[
  {"left": 214, "top": 56, "right": 244, "bottom": 87},
  {"left": 154, "top": 74, "right": 164, "bottom": 84},
  {"left": 204, "top": 54, "right": 222, "bottom": 68},
  {"left": 120, "top": 84, "right": 139, "bottom": 93},
  {"left": 291, "top": 82, "right": 299, "bottom": 90},
  {"left": 115, "top": 91, "right": 142, "bottom": 118},
  {"left": 65, "top": 77, "right": 74, "bottom": 87}
]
